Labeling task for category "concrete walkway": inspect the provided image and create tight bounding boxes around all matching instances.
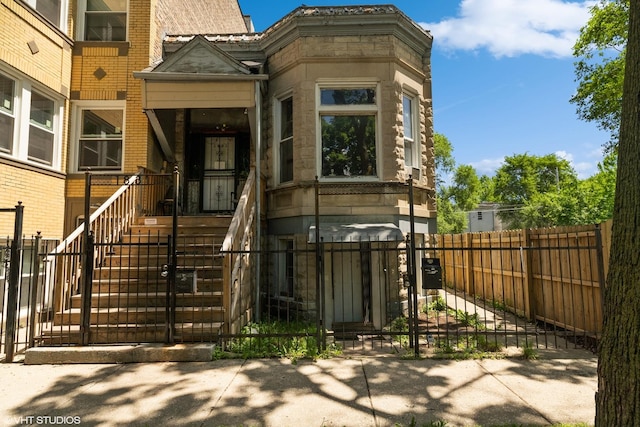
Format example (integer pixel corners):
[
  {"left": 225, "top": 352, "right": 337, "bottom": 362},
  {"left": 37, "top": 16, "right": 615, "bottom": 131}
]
[{"left": 0, "top": 348, "right": 597, "bottom": 427}]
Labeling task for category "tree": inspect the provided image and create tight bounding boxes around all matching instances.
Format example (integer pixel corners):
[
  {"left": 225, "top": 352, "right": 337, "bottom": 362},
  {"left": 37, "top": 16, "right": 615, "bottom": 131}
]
[
  {"left": 449, "top": 164, "right": 481, "bottom": 212},
  {"left": 572, "top": 0, "right": 628, "bottom": 151},
  {"left": 493, "top": 153, "right": 578, "bottom": 229},
  {"left": 576, "top": 152, "right": 617, "bottom": 224},
  {"left": 595, "top": 0, "right": 640, "bottom": 423},
  {"left": 433, "top": 133, "right": 455, "bottom": 188}
]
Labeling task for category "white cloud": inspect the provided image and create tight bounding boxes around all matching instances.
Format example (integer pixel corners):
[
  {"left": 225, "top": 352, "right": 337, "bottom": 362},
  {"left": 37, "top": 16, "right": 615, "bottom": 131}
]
[
  {"left": 422, "top": 0, "right": 596, "bottom": 58},
  {"left": 470, "top": 157, "right": 505, "bottom": 175}
]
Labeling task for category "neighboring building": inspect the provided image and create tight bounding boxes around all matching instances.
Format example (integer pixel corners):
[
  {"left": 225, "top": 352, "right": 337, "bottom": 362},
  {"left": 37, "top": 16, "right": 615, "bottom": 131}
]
[
  {"left": 467, "top": 203, "right": 503, "bottom": 232},
  {"left": 2, "top": 2, "right": 435, "bottom": 338},
  {"left": 0, "top": 0, "right": 72, "bottom": 238}
]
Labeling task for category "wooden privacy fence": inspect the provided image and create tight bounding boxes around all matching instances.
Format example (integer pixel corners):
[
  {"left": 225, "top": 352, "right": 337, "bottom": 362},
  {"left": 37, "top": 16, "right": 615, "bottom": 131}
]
[{"left": 432, "top": 220, "right": 611, "bottom": 339}]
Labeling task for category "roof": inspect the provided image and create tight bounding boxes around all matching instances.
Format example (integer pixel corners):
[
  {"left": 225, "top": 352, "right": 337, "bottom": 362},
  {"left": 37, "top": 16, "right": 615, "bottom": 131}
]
[{"left": 157, "top": 0, "right": 248, "bottom": 35}]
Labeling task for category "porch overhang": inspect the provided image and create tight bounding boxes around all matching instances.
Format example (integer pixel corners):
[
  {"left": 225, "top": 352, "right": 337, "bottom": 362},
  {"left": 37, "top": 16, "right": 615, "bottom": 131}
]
[
  {"left": 308, "top": 223, "right": 404, "bottom": 243},
  {"left": 133, "top": 72, "right": 268, "bottom": 109}
]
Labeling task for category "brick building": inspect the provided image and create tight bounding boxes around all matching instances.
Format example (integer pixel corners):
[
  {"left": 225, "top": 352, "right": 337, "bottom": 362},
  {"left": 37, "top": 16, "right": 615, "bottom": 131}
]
[{"left": 1, "top": 1, "right": 435, "bottom": 339}]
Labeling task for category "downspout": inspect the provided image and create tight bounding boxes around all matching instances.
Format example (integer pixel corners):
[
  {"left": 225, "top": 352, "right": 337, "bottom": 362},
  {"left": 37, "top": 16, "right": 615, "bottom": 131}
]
[{"left": 255, "top": 80, "right": 262, "bottom": 322}]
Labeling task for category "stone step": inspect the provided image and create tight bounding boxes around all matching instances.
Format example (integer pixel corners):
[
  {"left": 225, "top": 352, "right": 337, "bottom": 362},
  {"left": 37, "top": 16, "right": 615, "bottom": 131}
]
[
  {"left": 54, "top": 306, "right": 224, "bottom": 326},
  {"left": 70, "top": 292, "right": 223, "bottom": 309},
  {"left": 91, "top": 278, "right": 222, "bottom": 293},
  {"left": 37, "top": 324, "right": 223, "bottom": 346}
]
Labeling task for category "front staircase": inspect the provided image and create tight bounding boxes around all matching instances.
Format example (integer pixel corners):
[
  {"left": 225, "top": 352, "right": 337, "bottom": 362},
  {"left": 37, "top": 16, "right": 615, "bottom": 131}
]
[{"left": 47, "top": 215, "right": 231, "bottom": 345}]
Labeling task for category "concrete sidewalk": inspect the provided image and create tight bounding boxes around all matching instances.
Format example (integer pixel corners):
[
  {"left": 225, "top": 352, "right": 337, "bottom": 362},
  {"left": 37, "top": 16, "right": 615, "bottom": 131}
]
[{"left": 0, "top": 349, "right": 597, "bottom": 427}]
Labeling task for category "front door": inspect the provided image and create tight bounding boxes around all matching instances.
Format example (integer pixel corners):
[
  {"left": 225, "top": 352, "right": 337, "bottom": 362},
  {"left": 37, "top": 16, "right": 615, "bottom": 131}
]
[{"left": 202, "top": 136, "right": 235, "bottom": 212}]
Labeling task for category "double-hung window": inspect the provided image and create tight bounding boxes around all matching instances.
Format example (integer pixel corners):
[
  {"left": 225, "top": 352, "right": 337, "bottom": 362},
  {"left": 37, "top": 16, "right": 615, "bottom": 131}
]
[
  {"left": 24, "top": 0, "right": 68, "bottom": 30},
  {"left": 77, "top": 108, "right": 124, "bottom": 171},
  {"left": 0, "top": 74, "right": 15, "bottom": 154},
  {"left": 28, "top": 92, "right": 55, "bottom": 165},
  {"left": 278, "top": 96, "right": 293, "bottom": 183},
  {"left": 318, "top": 84, "right": 378, "bottom": 178},
  {"left": 403, "top": 93, "right": 418, "bottom": 168},
  {"left": 0, "top": 70, "right": 63, "bottom": 170},
  {"left": 79, "top": 0, "right": 127, "bottom": 41}
]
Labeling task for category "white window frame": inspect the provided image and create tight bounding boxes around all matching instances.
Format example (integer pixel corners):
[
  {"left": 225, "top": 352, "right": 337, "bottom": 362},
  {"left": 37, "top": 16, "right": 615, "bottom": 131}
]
[
  {"left": 76, "top": 0, "right": 128, "bottom": 42},
  {"left": 0, "top": 67, "right": 63, "bottom": 171},
  {"left": 0, "top": 73, "right": 17, "bottom": 156},
  {"left": 316, "top": 80, "right": 381, "bottom": 181},
  {"left": 24, "top": 0, "right": 69, "bottom": 32},
  {"left": 71, "top": 101, "right": 126, "bottom": 173},
  {"left": 274, "top": 93, "right": 293, "bottom": 184},
  {"left": 402, "top": 91, "right": 419, "bottom": 170}
]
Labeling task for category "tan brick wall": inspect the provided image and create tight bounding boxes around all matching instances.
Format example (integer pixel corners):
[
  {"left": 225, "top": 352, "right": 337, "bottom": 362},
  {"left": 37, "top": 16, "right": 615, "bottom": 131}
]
[
  {"left": 0, "top": 165, "right": 65, "bottom": 238},
  {"left": 0, "top": 1, "right": 72, "bottom": 239},
  {"left": 67, "top": 0, "right": 161, "bottom": 204},
  {"left": 0, "top": 0, "right": 72, "bottom": 94}
]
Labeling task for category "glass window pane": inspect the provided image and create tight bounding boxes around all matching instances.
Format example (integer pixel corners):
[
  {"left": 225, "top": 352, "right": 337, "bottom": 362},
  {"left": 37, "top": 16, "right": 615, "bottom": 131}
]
[
  {"left": 280, "top": 139, "right": 293, "bottom": 182},
  {"left": 0, "top": 112, "right": 14, "bottom": 153},
  {"left": 0, "top": 113, "right": 14, "bottom": 153},
  {"left": 0, "top": 74, "right": 14, "bottom": 113},
  {"left": 321, "top": 88, "right": 375, "bottom": 105},
  {"left": 79, "top": 139, "right": 122, "bottom": 169},
  {"left": 321, "top": 115, "right": 376, "bottom": 177},
  {"left": 85, "top": 13, "right": 126, "bottom": 41},
  {"left": 36, "top": 0, "right": 61, "bottom": 27},
  {"left": 280, "top": 97, "right": 293, "bottom": 140},
  {"left": 28, "top": 125, "right": 54, "bottom": 164},
  {"left": 403, "top": 95, "right": 413, "bottom": 138},
  {"left": 82, "top": 110, "right": 123, "bottom": 137},
  {"left": 87, "top": 0, "right": 127, "bottom": 11},
  {"left": 30, "top": 92, "right": 54, "bottom": 130},
  {"left": 404, "top": 140, "right": 413, "bottom": 167}
]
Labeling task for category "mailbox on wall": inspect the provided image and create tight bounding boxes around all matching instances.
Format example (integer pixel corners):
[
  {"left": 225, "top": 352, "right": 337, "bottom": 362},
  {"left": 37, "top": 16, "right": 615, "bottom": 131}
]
[{"left": 422, "top": 258, "right": 442, "bottom": 289}]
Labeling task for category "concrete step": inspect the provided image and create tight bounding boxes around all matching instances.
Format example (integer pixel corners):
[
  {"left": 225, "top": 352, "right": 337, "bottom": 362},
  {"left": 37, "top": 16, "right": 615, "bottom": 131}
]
[
  {"left": 54, "top": 306, "right": 225, "bottom": 326},
  {"left": 25, "top": 343, "right": 216, "bottom": 364},
  {"left": 91, "top": 278, "right": 222, "bottom": 293},
  {"left": 69, "top": 292, "right": 223, "bottom": 309}
]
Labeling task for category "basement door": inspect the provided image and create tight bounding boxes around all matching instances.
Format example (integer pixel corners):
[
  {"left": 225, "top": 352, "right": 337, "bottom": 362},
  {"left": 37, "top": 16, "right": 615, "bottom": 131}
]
[{"left": 331, "top": 243, "right": 372, "bottom": 325}]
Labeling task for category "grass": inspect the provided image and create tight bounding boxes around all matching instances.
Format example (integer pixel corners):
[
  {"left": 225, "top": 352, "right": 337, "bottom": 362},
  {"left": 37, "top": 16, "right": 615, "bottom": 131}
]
[{"left": 212, "top": 321, "right": 342, "bottom": 362}]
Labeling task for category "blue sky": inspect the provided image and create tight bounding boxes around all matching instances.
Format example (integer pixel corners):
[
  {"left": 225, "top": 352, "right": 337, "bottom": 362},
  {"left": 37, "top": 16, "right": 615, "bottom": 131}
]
[{"left": 238, "top": 0, "right": 606, "bottom": 179}]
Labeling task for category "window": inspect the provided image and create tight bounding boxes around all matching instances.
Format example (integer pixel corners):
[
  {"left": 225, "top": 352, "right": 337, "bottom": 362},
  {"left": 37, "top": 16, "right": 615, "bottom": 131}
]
[
  {"left": 278, "top": 96, "right": 293, "bottom": 183},
  {"left": 0, "top": 74, "right": 15, "bottom": 154},
  {"left": 318, "top": 86, "right": 378, "bottom": 178},
  {"left": 79, "top": 0, "right": 127, "bottom": 41},
  {"left": 29, "top": 91, "right": 55, "bottom": 165},
  {"left": 0, "top": 70, "right": 63, "bottom": 170},
  {"left": 24, "top": 0, "right": 65, "bottom": 29},
  {"left": 77, "top": 108, "right": 123, "bottom": 170},
  {"left": 403, "top": 94, "right": 418, "bottom": 168}
]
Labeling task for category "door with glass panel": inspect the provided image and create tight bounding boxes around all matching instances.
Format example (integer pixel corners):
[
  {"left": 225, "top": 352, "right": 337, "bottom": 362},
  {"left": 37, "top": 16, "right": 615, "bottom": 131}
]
[{"left": 202, "top": 136, "right": 235, "bottom": 212}]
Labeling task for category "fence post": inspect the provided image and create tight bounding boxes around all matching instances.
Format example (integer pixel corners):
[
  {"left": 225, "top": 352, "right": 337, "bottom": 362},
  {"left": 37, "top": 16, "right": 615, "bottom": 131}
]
[
  {"left": 4, "top": 202, "right": 24, "bottom": 363},
  {"left": 28, "top": 232, "right": 42, "bottom": 347},
  {"left": 594, "top": 223, "right": 606, "bottom": 334},
  {"left": 522, "top": 228, "right": 536, "bottom": 321},
  {"left": 80, "top": 171, "right": 93, "bottom": 346},
  {"left": 463, "top": 233, "right": 473, "bottom": 295}
]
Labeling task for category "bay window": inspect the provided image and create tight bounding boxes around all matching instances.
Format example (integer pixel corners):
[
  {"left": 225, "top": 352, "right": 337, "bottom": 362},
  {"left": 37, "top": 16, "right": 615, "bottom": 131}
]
[{"left": 318, "top": 85, "right": 378, "bottom": 178}]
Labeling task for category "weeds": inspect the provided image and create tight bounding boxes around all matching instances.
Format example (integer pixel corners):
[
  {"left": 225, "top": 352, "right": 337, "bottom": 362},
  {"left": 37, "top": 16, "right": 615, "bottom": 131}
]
[
  {"left": 425, "top": 294, "right": 448, "bottom": 312},
  {"left": 214, "top": 321, "right": 342, "bottom": 362},
  {"left": 522, "top": 345, "right": 539, "bottom": 360}
]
